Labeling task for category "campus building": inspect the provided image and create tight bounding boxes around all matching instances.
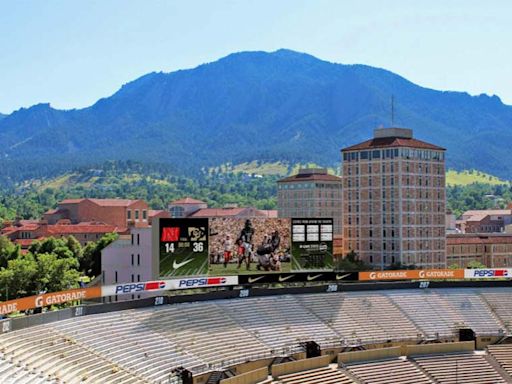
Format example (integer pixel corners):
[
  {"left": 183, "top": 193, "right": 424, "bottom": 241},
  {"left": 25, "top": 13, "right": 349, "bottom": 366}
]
[
  {"left": 43, "top": 198, "right": 151, "bottom": 229},
  {"left": 341, "top": 128, "right": 446, "bottom": 268},
  {"left": 447, "top": 233, "right": 512, "bottom": 267},
  {"left": 277, "top": 168, "right": 343, "bottom": 235}
]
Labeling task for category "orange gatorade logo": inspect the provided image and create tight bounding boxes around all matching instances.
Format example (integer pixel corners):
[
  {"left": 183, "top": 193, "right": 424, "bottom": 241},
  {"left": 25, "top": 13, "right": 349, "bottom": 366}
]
[
  {"left": 359, "top": 269, "right": 464, "bottom": 281},
  {"left": 0, "top": 287, "right": 102, "bottom": 316}
]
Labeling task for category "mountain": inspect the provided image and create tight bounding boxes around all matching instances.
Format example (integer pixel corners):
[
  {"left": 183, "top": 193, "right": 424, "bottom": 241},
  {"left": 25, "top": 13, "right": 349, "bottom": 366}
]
[{"left": 1, "top": 49, "right": 512, "bottom": 182}]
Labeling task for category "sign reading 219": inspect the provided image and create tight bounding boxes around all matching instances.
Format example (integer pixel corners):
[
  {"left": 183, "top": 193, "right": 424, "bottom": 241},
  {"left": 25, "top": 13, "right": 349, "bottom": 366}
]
[{"left": 159, "top": 218, "right": 209, "bottom": 277}]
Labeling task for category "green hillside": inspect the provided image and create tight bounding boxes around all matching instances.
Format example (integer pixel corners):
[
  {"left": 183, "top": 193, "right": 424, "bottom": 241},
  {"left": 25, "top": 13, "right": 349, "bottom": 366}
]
[{"left": 446, "top": 169, "right": 509, "bottom": 186}]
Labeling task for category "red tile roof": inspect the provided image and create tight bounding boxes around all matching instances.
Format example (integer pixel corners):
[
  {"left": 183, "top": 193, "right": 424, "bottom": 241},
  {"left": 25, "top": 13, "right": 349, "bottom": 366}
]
[
  {"left": 171, "top": 197, "right": 206, "bottom": 204},
  {"left": 278, "top": 174, "right": 342, "bottom": 183},
  {"left": 148, "top": 210, "right": 170, "bottom": 218},
  {"left": 47, "top": 223, "right": 119, "bottom": 234},
  {"left": 59, "top": 198, "right": 141, "bottom": 207},
  {"left": 342, "top": 137, "right": 445, "bottom": 152},
  {"left": 190, "top": 207, "right": 275, "bottom": 218},
  {"left": 59, "top": 199, "right": 85, "bottom": 204},
  {"left": 447, "top": 234, "right": 512, "bottom": 245}
]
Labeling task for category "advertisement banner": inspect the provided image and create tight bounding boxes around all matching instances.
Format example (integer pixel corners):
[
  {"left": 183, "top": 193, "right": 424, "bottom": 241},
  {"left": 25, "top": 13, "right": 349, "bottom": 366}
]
[
  {"left": 291, "top": 218, "right": 334, "bottom": 271},
  {"left": 464, "top": 269, "right": 512, "bottom": 279},
  {"left": 208, "top": 218, "right": 291, "bottom": 275},
  {"left": 101, "top": 276, "right": 238, "bottom": 296},
  {"left": 0, "top": 287, "right": 102, "bottom": 316},
  {"left": 238, "top": 271, "right": 358, "bottom": 285},
  {"left": 359, "top": 269, "right": 465, "bottom": 281},
  {"left": 159, "top": 218, "right": 209, "bottom": 277}
]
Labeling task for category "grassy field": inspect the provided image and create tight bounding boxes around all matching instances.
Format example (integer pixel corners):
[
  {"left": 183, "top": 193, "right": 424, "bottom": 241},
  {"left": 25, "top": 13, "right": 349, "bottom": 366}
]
[
  {"left": 214, "top": 161, "right": 340, "bottom": 176},
  {"left": 446, "top": 169, "right": 509, "bottom": 186}
]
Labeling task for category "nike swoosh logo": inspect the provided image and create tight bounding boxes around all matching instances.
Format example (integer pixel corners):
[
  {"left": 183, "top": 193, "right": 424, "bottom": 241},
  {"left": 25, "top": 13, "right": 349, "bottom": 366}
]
[
  {"left": 173, "top": 258, "right": 194, "bottom": 269},
  {"left": 307, "top": 274, "right": 323, "bottom": 281},
  {"left": 248, "top": 276, "right": 265, "bottom": 283},
  {"left": 278, "top": 275, "right": 295, "bottom": 282},
  {"left": 336, "top": 273, "right": 351, "bottom": 280}
]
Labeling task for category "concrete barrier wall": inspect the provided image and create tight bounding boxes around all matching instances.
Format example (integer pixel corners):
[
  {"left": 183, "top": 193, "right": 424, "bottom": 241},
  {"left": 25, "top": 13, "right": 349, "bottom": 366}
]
[
  {"left": 220, "top": 367, "right": 268, "bottom": 384},
  {"left": 405, "top": 341, "right": 474, "bottom": 356},
  {"left": 338, "top": 346, "right": 402, "bottom": 364},
  {"left": 271, "top": 355, "right": 331, "bottom": 377}
]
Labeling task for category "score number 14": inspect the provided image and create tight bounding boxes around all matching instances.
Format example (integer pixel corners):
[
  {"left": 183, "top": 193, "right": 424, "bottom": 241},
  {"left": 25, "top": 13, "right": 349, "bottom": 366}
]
[{"left": 165, "top": 242, "right": 204, "bottom": 253}]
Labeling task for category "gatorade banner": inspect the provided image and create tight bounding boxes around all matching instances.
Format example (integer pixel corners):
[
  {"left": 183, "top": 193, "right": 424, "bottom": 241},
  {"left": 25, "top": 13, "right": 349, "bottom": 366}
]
[
  {"left": 0, "top": 287, "right": 102, "bottom": 316},
  {"left": 359, "top": 269, "right": 465, "bottom": 281}
]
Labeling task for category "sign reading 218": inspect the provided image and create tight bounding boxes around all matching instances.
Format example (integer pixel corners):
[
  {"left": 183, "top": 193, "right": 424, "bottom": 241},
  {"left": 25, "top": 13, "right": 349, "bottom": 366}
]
[{"left": 158, "top": 218, "right": 209, "bottom": 277}]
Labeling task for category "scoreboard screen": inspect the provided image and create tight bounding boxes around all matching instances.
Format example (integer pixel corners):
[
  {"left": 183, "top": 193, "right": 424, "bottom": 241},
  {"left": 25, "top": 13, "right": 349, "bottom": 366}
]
[
  {"left": 159, "top": 218, "right": 209, "bottom": 277},
  {"left": 291, "top": 218, "right": 333, "bottom": 271}
]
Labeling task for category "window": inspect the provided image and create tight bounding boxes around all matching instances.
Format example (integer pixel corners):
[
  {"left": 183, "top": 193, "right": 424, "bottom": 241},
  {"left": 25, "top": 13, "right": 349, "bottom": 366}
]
[
  {"left": 127, "top": 210, "right": 132, "bottom": 220},
  {"left": 137, "top": 254, "right": 140, "bottom": 266},
  {"left": 142, "top": 210, "right": 147, "bottom": 221},
  {"left": 115, "top": 271, "right": 118, "bottom": 283},
  {"left": 131, "top": 274, "right": 134, "bottom": 282},
  {"left": 135, "top": 210, "right": 140, "bottom": 221},
  {"left": 170, "top": 206, "right": 185, "bottom": 218},
  {"left": 137, "top": 234, "right": 140, "bottom": 245},
  {"left": 131, "top": 254, "right": 134, "bottom": 266}
]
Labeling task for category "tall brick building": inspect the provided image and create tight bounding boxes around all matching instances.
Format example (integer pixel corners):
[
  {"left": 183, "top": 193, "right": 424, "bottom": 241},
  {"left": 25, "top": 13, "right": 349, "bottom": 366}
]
[
  {"left": 277, "top": 168, "right": 343, "bottom": 235},
  {"left": 341, "top": 128, "right": 446, "bottom": 268}
]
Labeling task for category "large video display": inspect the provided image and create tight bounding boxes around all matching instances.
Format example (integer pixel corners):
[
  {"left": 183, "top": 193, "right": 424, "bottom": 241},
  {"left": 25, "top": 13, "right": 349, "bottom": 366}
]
[
  {"left": 209, "top": 218, "right": 291, "bottom": 275},
  {"left": 291, "top": 218, "right": 334, "bottom": 271},
  {"left": 159, "top": 218, "right": 209, "bottom": 277}
]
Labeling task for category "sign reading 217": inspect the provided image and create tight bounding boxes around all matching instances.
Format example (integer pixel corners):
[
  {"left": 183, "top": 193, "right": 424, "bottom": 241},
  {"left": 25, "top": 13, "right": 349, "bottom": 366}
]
[{"left": 159, "top": 218, "right": 209, "bottom": 277}]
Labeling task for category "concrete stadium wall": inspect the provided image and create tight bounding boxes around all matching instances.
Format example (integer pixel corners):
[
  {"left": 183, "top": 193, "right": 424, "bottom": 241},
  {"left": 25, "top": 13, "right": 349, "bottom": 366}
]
[
  {"left": 405, "top": 341, "right": 474, "bottom": 356},
  {"left": 220, "top": 367, "right": 268, "bottom": 384},
  {"left": 271, "top": 355, "right": 331, "bottom": 377},
  {"left": 338, "top": 347, "right": 402, "bottom": 364}
]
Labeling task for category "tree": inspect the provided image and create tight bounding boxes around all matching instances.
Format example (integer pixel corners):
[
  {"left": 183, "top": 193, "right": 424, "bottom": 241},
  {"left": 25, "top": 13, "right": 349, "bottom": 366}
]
[
  {"left": 0, "top": 253, "right": 37, "bottom": 299},
  {"left": 0, "top": 236, "right": 20, "bottom": 269},
  {"left": 81, "top": 232, "right": 118, "bottom": 277},
  {"left": 467, "top": 260, "right": 487, "bottom": 269},
  {"left": 335, "top": 250, "right": 370, "bottom": 271},
  {"left": 34, "top": 252, "right": 80, "bottom": 293}
]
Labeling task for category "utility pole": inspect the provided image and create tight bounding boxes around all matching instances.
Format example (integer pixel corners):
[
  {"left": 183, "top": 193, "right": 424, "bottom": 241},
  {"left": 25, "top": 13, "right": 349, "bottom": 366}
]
[{"left": 391, "top": 95, "right": 395, "bottom": 126}]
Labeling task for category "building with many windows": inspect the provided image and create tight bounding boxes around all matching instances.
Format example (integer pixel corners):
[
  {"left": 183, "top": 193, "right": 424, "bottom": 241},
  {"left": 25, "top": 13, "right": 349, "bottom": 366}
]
[
  {"left": 341, "top": 128, "right": 446, "bottom": 268},
  {"left": 447, "top": 233, "right": 512, "bottom": 267},
  {"left": 277, "top": 168, "right": 343, "bottom": 235}
]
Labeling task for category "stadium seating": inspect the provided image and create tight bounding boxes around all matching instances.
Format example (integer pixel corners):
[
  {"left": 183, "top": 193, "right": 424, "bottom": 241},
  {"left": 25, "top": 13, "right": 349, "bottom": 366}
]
[
  {"left": 487, "top": 344, "right": 512, "bottom": 377},
  {"left": 297, "top": 292, "right": 420, "bottom": 345},
  {"left": 219, "top": 295, "right": 340, "bottom": 350},
  {"left": 437, "top": 289, "right": 504, "bottom": 335},
  {"left": 2, "top": 287, "right": 512, "bottom": 382},
  {"left": 344, "top": 358, "right": 433, "bottom": 383},
  {"left": 0, "top": 323, "right": 143, "bottom": 384},
  {"left": 413, "top": 353, "right": 507, "bottom": 383},
  {"left": 480, "top": 289, "right": 512, "bottom": 332},
  {"left": 273, "top": 366, "right": 356, "bottom": 384},
  {"left": 386, "top": 290, "right": 462, "bottom": 339}
]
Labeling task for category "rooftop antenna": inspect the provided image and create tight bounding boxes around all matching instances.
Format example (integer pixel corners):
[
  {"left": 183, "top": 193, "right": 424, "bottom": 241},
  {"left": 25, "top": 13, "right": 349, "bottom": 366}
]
[{"left": 391, "top": 95, "right": 395, "bottom": 126}]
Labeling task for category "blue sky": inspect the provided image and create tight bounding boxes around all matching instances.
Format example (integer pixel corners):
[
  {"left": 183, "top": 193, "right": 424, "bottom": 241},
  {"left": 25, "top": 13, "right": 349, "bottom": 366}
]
[{"left": 1, "top": 0, "right": 511, "bottom": 113}]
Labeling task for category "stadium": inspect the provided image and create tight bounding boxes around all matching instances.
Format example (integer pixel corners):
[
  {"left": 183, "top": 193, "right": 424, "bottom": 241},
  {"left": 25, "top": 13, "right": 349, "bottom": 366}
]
[{"left": 2, "top": 277, "right": 512, "bottom": 384}]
